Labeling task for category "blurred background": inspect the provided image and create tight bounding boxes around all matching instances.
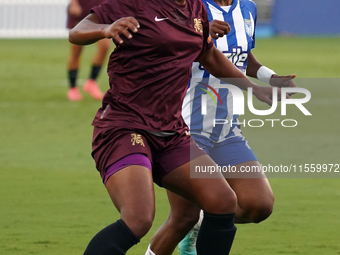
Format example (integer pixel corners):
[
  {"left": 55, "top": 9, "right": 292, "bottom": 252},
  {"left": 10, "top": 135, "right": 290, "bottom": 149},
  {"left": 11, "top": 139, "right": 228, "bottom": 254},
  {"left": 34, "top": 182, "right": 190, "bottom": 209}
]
[
  {"left": 0, "top": 1, "right": 339, "bottom": 255},
  {"left": 1, "top": 0, "right": 340, "bottom": 39}
]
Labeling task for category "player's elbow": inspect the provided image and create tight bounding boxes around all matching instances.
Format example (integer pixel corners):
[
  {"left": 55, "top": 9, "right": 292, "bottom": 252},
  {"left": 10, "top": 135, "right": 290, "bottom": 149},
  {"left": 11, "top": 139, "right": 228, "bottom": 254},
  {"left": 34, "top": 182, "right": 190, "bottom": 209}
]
[{"left": 68, "top": 29, "right": 81, "bottom": 45}]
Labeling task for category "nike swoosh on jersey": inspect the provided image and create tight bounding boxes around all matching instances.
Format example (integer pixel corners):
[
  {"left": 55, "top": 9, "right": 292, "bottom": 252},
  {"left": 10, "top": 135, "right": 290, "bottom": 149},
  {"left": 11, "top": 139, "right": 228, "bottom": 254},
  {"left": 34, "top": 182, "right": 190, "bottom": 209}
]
[{"left": 155, "top": 16, "right": 169, "bottom": 22}]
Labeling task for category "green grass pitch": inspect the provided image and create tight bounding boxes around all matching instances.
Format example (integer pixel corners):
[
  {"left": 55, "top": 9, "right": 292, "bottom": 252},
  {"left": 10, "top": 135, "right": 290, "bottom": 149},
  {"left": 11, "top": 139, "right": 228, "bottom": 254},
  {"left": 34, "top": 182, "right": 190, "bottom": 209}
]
[{"left": 0, "top": 37, "right": 339, "bottom": 255}]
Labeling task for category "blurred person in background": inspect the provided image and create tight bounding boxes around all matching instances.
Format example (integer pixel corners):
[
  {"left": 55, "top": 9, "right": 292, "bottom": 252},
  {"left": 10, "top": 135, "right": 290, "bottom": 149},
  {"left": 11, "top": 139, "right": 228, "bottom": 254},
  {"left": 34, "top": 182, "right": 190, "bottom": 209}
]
[{"left": 66, "top": 0, "right": 111, "bottom": 101}]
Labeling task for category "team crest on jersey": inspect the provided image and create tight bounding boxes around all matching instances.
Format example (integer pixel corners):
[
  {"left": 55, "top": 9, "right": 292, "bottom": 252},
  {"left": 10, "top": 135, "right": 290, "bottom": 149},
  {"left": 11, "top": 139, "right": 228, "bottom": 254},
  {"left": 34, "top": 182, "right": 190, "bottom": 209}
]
[
  {"left": 131, "top": 133, "right": 145, "bottom": 147},
  {"left": 244, "top": 19, "right": 253, "bottom": 38},
  {"left": 194, "top": 18, "right": 203, "bottom": 33}
]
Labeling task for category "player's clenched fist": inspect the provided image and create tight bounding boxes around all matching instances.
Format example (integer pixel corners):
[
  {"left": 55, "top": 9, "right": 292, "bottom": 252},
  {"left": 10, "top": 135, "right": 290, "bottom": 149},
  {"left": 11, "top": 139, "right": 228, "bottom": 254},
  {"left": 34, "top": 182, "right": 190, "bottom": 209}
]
[
  {"left": 209, "top": 20, "right": 231, "bottom": 39},
  {"left": 103, "top": 17, "right": 140, "bottom": 44}
]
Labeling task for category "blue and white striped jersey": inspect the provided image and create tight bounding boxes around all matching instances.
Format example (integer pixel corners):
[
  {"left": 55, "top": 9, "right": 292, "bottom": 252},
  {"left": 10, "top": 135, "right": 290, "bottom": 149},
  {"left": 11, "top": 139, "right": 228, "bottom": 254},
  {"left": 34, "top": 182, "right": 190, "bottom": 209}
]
[{"left": 183, "top": 0, "right": 257, "bottom": 142}]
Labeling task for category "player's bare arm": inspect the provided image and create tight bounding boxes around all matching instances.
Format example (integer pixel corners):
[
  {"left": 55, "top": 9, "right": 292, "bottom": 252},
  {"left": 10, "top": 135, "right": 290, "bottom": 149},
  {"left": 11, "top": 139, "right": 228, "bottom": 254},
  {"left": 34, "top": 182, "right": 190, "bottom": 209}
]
[
  {"left": 247, "top": 52, "right": 297, "bottom": 88},
  {"left": 69, "top": 13, "right": 139, "bottom": 45},
  {"left": 209, "top": 20, "right": 231, "bottom": 39},
  {"left": 199, "top": 45, "right": 282, "bottom": 106}
]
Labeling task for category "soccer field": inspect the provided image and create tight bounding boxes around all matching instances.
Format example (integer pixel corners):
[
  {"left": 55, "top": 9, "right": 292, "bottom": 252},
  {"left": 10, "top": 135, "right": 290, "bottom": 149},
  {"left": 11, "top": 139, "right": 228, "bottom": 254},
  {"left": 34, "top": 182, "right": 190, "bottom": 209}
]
[{"left": 0, "top": 37, "right": 339, "bottom": 255}]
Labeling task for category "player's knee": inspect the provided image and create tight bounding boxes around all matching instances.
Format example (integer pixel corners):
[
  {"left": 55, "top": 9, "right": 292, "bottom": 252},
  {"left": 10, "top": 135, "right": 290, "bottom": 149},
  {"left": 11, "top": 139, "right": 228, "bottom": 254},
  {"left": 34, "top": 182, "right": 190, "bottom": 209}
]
[
  {"left": 135, "top": 216, "right": 154, "bottom": 238},
  {"left": 169, "top": 207, "right": 201, "bottom": 232},
  {"left": 248, "top": 198, "right": 274, "bottom": 223},
  {"left": 181, "top": 210, "right": 201, "bottom": 229},
  {"left": 124, "top": 212, "right": 154, "bottom": 238},
  {"left": 202, "top": 187, "right": 237, "bottom": 214}
]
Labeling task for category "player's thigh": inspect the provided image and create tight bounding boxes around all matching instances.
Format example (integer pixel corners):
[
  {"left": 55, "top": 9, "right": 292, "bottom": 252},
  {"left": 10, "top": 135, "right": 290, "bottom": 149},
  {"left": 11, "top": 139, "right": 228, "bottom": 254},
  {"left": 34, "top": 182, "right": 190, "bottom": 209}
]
[
  {"left": 226, "top": 161, "right": 274, "bottom": 208},
  {"left": 106, "top": 165, "right": 155, "bottom": 224},
  {"left": 161, "top": 155, "right": 236, "bottom": 214},
  {"left": 208, "top": 137, "right": 273, "bottom": 210},
  {"left": 209, "top": 136, "right": 272, "bottom": 202}
]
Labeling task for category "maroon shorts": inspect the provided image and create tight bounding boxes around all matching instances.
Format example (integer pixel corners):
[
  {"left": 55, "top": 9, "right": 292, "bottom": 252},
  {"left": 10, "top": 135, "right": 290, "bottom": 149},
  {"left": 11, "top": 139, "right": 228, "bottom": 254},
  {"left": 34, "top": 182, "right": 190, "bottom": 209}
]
[
  {"left": 66, "top": 0, "right": 105, "bottom": 29},
  {"left": 91, "top": 127, "right": 206, "bottom": 186}
]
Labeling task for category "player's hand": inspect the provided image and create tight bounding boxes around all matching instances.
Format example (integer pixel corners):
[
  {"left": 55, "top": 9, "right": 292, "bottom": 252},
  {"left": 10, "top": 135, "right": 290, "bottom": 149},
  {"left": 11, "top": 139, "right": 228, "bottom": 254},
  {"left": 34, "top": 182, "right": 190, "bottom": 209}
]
[
  {"left": 209, "top": 20, "right": 231, "bottom": 39},
  {"left": 270, "top": 74, "right": 297, "bottom": 88},
  {"left": 253, "top": 85, "right": 290, "bottom": 106},
  {"left": 68, "top": 1, "right": 82, "bottom": 17},
  {"left": 103, "top": 17, "right": 140, "bottom": 44}
]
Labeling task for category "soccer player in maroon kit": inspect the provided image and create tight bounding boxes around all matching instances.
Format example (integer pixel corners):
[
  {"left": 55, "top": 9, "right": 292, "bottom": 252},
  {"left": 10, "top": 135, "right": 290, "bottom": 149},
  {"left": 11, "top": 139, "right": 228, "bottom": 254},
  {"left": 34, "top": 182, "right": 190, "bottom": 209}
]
[
  {"left": 66, "top": 0, "right": 111, "bottom": 101},
  {"left": 69, "top": 0, "right": 282, "bottom": 254}
]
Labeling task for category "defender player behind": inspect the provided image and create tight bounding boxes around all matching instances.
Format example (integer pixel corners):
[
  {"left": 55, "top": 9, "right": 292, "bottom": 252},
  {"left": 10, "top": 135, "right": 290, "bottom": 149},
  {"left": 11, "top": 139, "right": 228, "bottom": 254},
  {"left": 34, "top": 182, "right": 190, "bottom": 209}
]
[{"left": 145, "top": 0, "right": 297, "bottom": 254}]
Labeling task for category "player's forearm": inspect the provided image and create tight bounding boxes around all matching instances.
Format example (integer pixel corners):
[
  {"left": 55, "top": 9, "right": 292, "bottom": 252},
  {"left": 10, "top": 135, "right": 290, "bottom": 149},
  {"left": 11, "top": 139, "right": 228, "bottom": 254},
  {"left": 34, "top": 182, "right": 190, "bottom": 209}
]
[
  {"left": 69, "top": 16, "right": 108, "bottom": 45},
  {"left": 246, "top": 52, "right": 262, "bottom": 78},
  {"left": 247, "top": 52, "right": 278, "bottom": 84},
  {"left": 199, "top": 46, "right": 259, "bottom": 91}
]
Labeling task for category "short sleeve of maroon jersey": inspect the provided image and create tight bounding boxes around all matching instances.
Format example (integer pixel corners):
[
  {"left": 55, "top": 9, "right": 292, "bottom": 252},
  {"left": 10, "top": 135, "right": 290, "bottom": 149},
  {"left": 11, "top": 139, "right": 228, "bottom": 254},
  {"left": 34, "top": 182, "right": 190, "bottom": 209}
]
[
  {"left": 194, "top": 4, "right": 214, "bottom": 62},
  {"left": 91, "top": 0, "right": 142, "bottom": 24}
]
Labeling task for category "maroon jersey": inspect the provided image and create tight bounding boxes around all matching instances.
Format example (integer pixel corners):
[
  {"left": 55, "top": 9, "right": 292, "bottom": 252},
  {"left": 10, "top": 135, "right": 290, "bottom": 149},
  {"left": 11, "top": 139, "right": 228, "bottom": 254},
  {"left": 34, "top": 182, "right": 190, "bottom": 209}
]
[{"left": 91, "top": 0, "right": 213, "bottom": 133}]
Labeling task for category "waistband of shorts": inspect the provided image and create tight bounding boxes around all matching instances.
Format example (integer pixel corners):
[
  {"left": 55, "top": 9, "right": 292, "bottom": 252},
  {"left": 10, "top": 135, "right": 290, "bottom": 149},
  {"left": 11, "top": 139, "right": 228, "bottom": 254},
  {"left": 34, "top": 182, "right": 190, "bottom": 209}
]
[{"left": 144, "top": 130, "right": 177, "bottom": 137}]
